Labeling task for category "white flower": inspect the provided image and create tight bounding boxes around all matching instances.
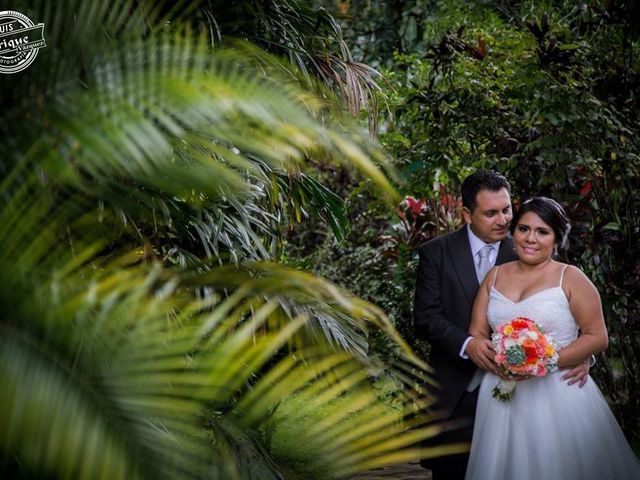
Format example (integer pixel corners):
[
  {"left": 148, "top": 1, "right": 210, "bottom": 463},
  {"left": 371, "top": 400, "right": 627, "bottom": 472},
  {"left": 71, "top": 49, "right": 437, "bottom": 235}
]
[{"left": 504, "top": 338, "right": 517, "bottom": 349}]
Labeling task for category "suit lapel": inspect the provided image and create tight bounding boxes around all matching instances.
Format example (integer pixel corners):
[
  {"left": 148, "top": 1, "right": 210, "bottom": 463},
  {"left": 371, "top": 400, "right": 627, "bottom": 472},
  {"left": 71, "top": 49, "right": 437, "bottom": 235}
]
[
  {"left": 449, "top": 230, "right": 516, "bottom": 305},
  {"left": 496, "top": 236, "right": 515, "bottom": 265},
  {"left": 449, "top": 226, "right": 478, "bottom": 305}
]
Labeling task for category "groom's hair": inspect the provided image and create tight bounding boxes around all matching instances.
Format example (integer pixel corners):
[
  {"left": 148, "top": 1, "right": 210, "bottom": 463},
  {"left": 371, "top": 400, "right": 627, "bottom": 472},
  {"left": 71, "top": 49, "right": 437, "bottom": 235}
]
[{"left": 461, "top": 170, "right": 510, "bottom": 212}]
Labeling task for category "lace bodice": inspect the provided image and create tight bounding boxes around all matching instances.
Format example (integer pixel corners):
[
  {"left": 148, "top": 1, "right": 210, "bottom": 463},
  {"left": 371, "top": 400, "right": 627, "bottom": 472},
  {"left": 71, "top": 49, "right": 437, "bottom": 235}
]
[{"left": 487, "top": 268, "right": 579, "bottom": 348}]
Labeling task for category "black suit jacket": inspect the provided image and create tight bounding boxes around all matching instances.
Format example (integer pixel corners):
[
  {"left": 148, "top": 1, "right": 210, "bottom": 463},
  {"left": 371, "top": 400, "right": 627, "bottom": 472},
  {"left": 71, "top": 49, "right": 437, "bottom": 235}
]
[{"left": 413, "top": 226, "right": 516, "bottom": 413}]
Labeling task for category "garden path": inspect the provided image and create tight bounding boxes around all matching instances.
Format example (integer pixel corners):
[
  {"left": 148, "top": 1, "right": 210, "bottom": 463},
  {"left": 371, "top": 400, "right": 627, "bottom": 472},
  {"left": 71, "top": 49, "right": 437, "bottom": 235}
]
[{"left": 349, "top": 462, "right": 429, "bottom": 479}]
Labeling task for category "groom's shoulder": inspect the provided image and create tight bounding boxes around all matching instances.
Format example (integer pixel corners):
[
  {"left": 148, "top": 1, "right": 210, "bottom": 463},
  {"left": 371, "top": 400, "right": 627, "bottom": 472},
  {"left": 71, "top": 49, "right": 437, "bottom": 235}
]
[{"left": 417, "top": 227, "right": 464, "bottom": 252}]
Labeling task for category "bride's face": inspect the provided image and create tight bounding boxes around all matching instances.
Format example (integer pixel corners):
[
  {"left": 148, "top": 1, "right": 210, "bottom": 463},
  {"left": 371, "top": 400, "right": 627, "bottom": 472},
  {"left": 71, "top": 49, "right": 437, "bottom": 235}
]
[{"left": 513, "top": 211, "right": 556, "bottom": 264}]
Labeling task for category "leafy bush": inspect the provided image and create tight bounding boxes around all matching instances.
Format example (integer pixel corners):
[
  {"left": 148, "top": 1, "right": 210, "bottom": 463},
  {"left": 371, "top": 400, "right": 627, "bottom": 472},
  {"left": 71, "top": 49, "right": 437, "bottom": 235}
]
[{"left": 310, "top": 0, "right": 640, "bottom": 450}]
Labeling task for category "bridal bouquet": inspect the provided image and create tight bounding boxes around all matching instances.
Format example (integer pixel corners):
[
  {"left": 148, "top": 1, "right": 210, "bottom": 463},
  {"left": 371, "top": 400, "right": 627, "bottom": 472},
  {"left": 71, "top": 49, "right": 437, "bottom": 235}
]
[{"left": 491, "top": 317, "right": 559, "bottom": 402}]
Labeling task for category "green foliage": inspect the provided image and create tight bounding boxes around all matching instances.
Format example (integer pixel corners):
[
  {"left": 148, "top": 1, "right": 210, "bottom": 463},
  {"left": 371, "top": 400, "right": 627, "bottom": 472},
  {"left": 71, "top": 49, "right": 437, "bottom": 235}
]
[
  {"left": 269, "top": 376, "right": 413, "bottom": 479},
  {"left": 323, "top": 0, "right": 432, "bottom": 68},
  {"left": 0, "top": 1, "right": 452, "bottom": 478},
  {"left": 284, "top": 178, "right": 432, "bottom": 362},
  {"left": 204, "top": 0, "right": 385, "bottom": 129},
  {"left": 308, "top": 0, "right": 640, "bottom": 450}
]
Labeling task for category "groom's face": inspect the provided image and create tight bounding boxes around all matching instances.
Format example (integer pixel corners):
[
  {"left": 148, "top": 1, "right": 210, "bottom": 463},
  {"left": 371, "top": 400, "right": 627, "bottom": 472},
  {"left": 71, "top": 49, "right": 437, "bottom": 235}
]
[{"left": 463, "top": 187, "right": 513, "bottom": 244}]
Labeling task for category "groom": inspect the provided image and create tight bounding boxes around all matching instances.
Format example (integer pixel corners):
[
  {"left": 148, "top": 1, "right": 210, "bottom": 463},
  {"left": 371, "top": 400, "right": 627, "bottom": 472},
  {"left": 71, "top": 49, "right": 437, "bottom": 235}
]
[
  {"left": 413, "top": 170, "right": 516, "bottom": 479},
  {"left": 413, "top": 170, "right": 590, "bottom": 480}
]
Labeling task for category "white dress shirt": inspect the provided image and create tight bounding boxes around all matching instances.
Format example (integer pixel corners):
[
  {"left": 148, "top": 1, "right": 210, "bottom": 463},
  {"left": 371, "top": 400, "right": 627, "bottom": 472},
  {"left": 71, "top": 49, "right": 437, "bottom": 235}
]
[
  {"left": 460, "top": 225, "right": 502, "bottom": 391},
  {"left": 459, "top": 225, "right": 501, "bottom": 358}
]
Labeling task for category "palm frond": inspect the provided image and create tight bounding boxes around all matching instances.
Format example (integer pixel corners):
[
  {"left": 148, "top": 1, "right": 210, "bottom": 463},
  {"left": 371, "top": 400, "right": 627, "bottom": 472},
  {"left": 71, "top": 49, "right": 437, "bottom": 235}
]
[
  {"left": 198, "top": 0, "right": 385, "bottom": 135},
  {"left": 0, "top": 176, "right": 439, "bottom": 478},
  {"left": 2, "top": 3, "right": 397, "bottom": 282},
  {"left": 0, "top": 2, "right": 444, "bottom": 478}
]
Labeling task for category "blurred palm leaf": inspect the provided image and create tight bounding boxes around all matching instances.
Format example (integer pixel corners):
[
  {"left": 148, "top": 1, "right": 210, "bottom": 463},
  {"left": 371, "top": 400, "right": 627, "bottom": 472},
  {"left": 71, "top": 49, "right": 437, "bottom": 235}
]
[
  {"left": 0, "top": 180, "right": 453, "bottom": 479},
  {"left": 2, "top": 0, "right": 397, "bottom": 352},
  {"left": 0, "top": 1, "right": 454, "bottom": 479},
  {"left": 2, "top": 0, "right": 396, "bottom": 249}
]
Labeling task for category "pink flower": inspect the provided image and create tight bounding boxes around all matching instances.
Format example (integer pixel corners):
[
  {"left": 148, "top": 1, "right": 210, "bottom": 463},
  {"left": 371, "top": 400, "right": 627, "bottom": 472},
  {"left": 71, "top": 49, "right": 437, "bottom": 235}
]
[{"left": 492, "top": 318, "right": 559, "bottom": 402}]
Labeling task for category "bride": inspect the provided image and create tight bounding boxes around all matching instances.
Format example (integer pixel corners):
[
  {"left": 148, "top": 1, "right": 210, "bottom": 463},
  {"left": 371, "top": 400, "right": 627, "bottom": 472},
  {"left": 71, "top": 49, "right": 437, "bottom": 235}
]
[{"left": 465, "top": 196, "right": 640, "bottom": 479}]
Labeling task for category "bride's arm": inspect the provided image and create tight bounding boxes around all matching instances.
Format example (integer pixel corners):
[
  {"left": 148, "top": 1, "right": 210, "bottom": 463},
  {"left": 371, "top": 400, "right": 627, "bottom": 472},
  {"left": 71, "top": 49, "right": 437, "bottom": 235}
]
[
  {"left": 466, "top": 267, "right": 498, "bottom": 373},
  {"left": 557, "top": 266, "right": 609, "bottom": 368}
]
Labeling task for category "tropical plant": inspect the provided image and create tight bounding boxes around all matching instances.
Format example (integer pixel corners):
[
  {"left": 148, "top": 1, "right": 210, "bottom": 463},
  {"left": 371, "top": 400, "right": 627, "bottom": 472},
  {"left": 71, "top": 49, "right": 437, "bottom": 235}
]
[
  {"left": 0, "top": 177, "right": 444, "bottom": 479},
  {"left": 317, "top": 0, "right": 431, "bottom": 68},
  {"left": 318, "top": 0, "right": 640, "bottom": 450},
  {"left": 0, "top": 0, "right": 460, "bottom": 478},
  {"left": 201, "top": 0, "right": 384, "bottom": 131}
]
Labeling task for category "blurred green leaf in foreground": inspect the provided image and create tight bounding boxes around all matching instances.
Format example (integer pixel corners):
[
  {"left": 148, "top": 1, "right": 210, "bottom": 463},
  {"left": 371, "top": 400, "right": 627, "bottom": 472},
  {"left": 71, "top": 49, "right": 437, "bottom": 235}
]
[{"left": 0, "top": 1, "right": 459, "bottom": 478}]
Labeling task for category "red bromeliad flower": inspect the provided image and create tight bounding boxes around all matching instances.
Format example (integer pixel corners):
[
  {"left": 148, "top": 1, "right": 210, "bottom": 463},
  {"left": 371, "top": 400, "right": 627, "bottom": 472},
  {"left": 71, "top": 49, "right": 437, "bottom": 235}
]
[
  {"left": 399, "top": 196, "right": 427, "bottom": 219},
  {"left": 579, "top": 181, "right": 593, "bottom": 197},
  {"left": 383, "top": 193, "right": 461, "bottom": 256},
  {"left": 439, "top": 185, "right": 461, "bottom": 212},
  {"left": 382, "top": 196, "right": 434, "bottom": 254}
]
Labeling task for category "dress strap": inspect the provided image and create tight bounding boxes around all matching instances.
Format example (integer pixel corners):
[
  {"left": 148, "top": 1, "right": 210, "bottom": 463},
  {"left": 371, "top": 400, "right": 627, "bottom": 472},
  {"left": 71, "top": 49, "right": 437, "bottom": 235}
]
[
  {"left": 559, "top": 264, "right": 569, "bottom": 287},
  {"left": 491, "top": 266, "right": 500, "bottom": 289}
]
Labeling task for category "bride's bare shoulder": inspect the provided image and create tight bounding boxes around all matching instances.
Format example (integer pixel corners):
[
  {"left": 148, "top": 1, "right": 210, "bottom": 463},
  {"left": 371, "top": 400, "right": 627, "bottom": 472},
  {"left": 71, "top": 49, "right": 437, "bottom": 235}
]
[
  {"left": 560, "top": 263, "right": 599, "bottom": 297},
  {"left": 561, "top": 263, "right": 589, "bottom": 281}
]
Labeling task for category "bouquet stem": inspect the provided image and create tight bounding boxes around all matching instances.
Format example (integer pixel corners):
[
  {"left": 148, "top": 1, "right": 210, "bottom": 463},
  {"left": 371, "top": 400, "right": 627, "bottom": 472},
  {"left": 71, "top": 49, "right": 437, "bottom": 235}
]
[{"left": 492, "top": 379, "right": 517, "bottom": 402}]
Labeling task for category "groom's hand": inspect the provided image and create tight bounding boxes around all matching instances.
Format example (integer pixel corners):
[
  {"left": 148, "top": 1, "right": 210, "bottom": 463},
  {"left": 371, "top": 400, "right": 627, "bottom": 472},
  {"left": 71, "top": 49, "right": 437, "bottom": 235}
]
[
  {"left": 561, "top": 358, "right": 590, "bottom": 388},
  {"left": 465, "top": 338, "right": 497, "bottom": 374}
]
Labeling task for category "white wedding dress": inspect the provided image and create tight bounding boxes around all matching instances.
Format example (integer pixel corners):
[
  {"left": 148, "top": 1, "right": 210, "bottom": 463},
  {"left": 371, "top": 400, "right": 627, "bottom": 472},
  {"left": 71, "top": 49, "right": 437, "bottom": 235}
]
[{"left": 465, "top": 267, "right": 640, "bottom": 480}]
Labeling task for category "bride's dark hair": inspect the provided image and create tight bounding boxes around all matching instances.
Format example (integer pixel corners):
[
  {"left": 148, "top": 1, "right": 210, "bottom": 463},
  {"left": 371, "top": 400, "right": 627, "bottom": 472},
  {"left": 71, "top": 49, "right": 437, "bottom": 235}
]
[{"left": 509, "top": 197, "right": 571, "bottom": 249}]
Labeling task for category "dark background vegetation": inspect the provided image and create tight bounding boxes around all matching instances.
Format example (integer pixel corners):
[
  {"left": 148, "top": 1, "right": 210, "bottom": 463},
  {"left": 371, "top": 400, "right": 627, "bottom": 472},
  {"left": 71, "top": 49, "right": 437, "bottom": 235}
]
[
  {"left": 1, "top": 1, "right": 638, "bottom": 479},
  {"left": 293, "top": 0, "right": 640, "bottom": 451}
]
